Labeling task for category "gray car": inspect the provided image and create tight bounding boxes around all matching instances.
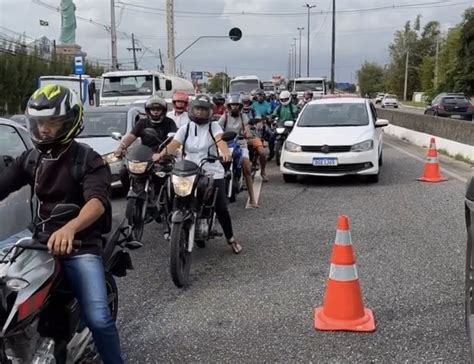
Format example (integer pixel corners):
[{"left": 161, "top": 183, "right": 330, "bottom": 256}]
[
  {"left": 79, "top": 106, "right": 146, "bottom": 187},
  {"left": 0, "top": 119, "right": 34, "bottom": 241}
]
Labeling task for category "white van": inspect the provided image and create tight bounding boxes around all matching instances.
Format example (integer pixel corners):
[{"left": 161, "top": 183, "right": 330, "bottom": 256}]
[
  {"left": 287, "top": 77, "right": 327, "bottom": 99},
  {"left": 99, "top": 70, "right": 194, "bottom": 107},
  {"left": 229, "top": 75, "right": 261, "bottom": 94}
]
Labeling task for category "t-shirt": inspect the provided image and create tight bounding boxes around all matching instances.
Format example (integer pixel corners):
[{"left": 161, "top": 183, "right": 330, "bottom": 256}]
[
  {"left": 218, "top": 112, "right": 249, "bottom": 148},
  {"left": 174, "top": 121, "right": 224, "bottom": 179},
  {"left": 166, "top": 110, "right": 191, "bottom": 129},
  {"left": 131, "top": 117, "right": 177, "bottom": 147}
]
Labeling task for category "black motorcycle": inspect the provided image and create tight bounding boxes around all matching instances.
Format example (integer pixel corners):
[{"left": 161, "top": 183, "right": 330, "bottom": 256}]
[
  {"left": 0, "top": 204, "right": 138, "bottom": 363},
  {"left": 274, "top": 119, "right": 295, "bottom": 166},
  {"left": 169, "top": 131, "right": 235, "bottom": 288}
]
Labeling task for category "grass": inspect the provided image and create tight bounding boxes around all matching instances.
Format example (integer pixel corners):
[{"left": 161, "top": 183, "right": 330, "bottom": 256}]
[
  {"left": 437, "top": 148, "right": 474, "bottom": 165},
  {"left": 401, "top": 101, "right": 427, "bottom": 108}
]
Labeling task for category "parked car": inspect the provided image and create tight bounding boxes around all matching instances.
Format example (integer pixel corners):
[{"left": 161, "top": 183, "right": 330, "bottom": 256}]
[
  {"left": 465, "top": 175, "right": 474, "bottom": 360},
  {"left": 381, "top": 94, "right": 399, "bottom": 108},
  {"left": 8, "top": 114, "right": 28, "bottom": 128},
  {"left": 375, "top": 93, "right": 386, "bottom": 104},
  {"left": 280, "top": 98, "right": 388, "bottom": 183},
  {"left": 425, "top": 93, "right": 473, "bottom": 121},
  {"left": 79, "top": 106, "right": 146, "bottom": 188},
  {"left": 0, "top": 118, "right": 34, "bottom": 240}
]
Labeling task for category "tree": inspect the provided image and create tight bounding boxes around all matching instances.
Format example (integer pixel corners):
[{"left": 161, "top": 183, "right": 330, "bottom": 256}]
[
  {"left": 208, "top": 72, "right": 230, "bottom": 94},
  {"left": 454, "top": 7, "right": 474, "bottom": 96},
  {"left": 419, "top": 56, "right": 435, "bottom": 95},
  {"left": 356, "top": 62, "right": 386, "bottom": 97}
]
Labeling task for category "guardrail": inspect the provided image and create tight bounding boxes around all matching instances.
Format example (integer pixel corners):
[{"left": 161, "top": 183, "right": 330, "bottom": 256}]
[{"left": 377, "top": 109, "right": 474, "bottom": 146}]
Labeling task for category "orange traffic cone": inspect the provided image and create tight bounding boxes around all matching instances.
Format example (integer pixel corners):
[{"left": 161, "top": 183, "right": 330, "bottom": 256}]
[
  {"left": 417, "top": 137, "right": 447, "bottom": 183},
  {"left": 314, "top": 215, "right": 375, "bottom": 332}
]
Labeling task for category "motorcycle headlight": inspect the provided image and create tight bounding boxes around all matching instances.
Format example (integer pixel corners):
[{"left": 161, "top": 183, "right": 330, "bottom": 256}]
[
  {"left": 276, "top": 127, "right": 285, "bottom": 134},
  {"left": 103, "top": 152, "right": 120, "bottom": 164},
  {"left": 351, "top": 139, "right": 374, "bottom": 152},
  {"left": 128, "top": 161, "right": 148, "bottom": 174},
  {"left": 284, "top": 141, "right": 302, "bottom": 153},
  {"left": 172, "top": 175, "right": 196, "bottom": 196},
  {"left": 6, "top": 278, "right": 29, "bottom": 291}
]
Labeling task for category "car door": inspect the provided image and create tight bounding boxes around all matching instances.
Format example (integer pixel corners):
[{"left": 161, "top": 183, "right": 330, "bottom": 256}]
[
  {"left": 0, "top": 123, "right": 33, "bottom": 240},
  {"left": 369, "top": 102, "right": 382, "bottom": 156}
]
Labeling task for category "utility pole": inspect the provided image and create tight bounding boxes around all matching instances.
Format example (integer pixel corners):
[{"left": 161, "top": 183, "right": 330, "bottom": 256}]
[
  {"left": 166, "top": 0, "right": 175, "bottom": 74},
  {"left": 304, "top": 4, "right": 316, "bottom": 77},
  {"left": 434, "top": 38, "right": 439, "bottom": 89},
  {"left": 127, "top": 33, "right": 142, "bottom": 70},
  {"left": 330, "top": 0, "right": 336, "bottom": 94},
  {"left": 293, "top": 39, "right": 298, "bottom": 79},
  {"left": 110, "top": 0, "right": 118, "bottom": 71},
  {"left": 297, "top": 27, "right": 304, "bottom": 77},
  {"left": 158, "top": 49, "right": 164, "bottom": 72},
  {"left": 288, "top": 52, "right": 292, "bottom": 80},
  {"left": 404, "top": 49, "right": 409, "bottom": 101}
]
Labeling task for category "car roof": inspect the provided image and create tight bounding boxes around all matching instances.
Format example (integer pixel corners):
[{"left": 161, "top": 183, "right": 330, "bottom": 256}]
[
  {"left": 308, "top": 97, "right": 365, "bottom": 105},
  {"left": 84, "top": 106, "right": 143, "bottom": 114},
  {"left": 0, "top": 117, "right": 24, "bottom": 128}
]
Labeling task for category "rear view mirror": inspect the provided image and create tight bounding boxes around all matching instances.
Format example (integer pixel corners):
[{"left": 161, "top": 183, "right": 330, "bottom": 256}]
[
  {"left": 111, "top": 132, "right": 122, "bottom": 141},
  {"left": 221, "top": 131, "right": 237, "bottom": 142},
  {"left": 375, "top": 119, "right": 389, "bottom": 128},
  {"left": 284, "top": 120, "right": 294, "bottom": 128},
  {"left": 49, "top": 204, "right": 80, "bottom": 225},
  {"left": 165, "top": 80, "right": 172, "bottom": 91}
]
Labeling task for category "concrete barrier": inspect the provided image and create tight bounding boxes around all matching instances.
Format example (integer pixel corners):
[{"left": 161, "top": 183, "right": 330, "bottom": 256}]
[{"left": 377, "top": 109, "right": 474, "bottom": 146}]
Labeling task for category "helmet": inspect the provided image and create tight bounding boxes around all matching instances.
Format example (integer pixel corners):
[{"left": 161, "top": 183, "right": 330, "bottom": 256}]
[
  {"left": 291, "top": 91, "right": 298, "bottom": 98},
  {"left": 26, "top": 84, "right": 83, "bottom": 153},
  {"left": 212, "top": 92, "right": 225, "bottom": 105},
  {"left": 189, "top": 94, "right": 213, "bottom": 125},
  {"left": 256, "top": 89, "right": 265, "bottom": 98},
  {"left": 303, "top": 90, "right": 314, "bottom": 101},
  {"left": 240, "top": 93, "right": 252, "bottom": 110},
  {"left": 172, "top": 91, "right": 189, "bottom": 113},
  {"left": 145, "top": 95, "right": 167, "bottom": 123},
  {"left": 226, "top": 94, "right": 243, "bottom": 117},
  {"left": 279, "top": 90, "right": 291, "bottom": 106}
]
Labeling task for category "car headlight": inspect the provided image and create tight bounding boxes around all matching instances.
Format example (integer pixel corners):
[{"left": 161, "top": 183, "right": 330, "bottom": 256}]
[
  {"left": 103, "top": 152, "right": 120, "bottom": 164},
  {"left": 172, "top": 175, "right": 196, "bottom": 197},
  {"left": 284, "top": 141, "right": 302, "bottom": 153},
  {"left": 128, "top": 161, "right": 148, "bottom": 174},
  {"left": 6, "top": 278, "right": 29, "bottom": 291},
  {"left": 351, "top": 140, "right": 374, "bottom": 152}
]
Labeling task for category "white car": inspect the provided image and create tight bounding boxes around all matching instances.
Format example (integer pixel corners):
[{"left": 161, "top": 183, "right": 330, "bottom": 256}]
[
  {"left": 280, "top": 97, "right": 389, "bottom": 183},
  {"left": 375, "top": 93, "right": 385, "bottom": 104},
  {"left": 381, "top": 94, "right": 399, "bottom": 108}
]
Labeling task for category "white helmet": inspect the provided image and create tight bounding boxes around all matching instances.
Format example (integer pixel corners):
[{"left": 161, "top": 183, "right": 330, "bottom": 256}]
[{"left": 279, "top": 90, "right": 291, "bottom": 106}]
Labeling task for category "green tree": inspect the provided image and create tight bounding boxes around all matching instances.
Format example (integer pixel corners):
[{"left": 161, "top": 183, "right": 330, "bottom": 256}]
[
  {"left": 454, "top": 7, "right": 474, "bottom": 96},
  {"left": 208, "top": 72, "right": 230, "bottom": 94},
  {"left": 356, "top": 62, "right": 386, "bottom": 97},
  {"left": 419, "top": 56, "right": 435, "bottom": 95}
]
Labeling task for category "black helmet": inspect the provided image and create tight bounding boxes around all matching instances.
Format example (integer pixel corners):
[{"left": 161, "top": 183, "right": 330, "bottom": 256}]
[
  {"left": 189, "top": 94, "right": 213, "bottom": 125},
  {"left": 26, "top": 84, "right": 83, "bottom": 153},
  {"left": 212, "top": 93, "right": 225, "bottom": 105},
  {"left": 256, "top": 89, "right": 265, "bottom": 97},
  {"left": 145, "top": 95, "right": 167, "bottom": 123},
  {"left": 226, "top": 94, "right": 243, "bottom": 117}
]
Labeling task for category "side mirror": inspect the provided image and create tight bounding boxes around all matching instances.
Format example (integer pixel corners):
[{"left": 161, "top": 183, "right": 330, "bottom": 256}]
[
  {"left": 284, "top": 120, "right": 294, "bottom": 128},
  {"left": 111, "top": 131, "right": 123, "bottom": 140},
  {"left": 165, "top": 80, "right": 172, "bottom": 91},
  {"left": 49, "top": 204, "right": 80, "bottom": 225},
  {"left": 220, "top": 131, "right": 237, "bottom": 142},
  {"left": 375, "top": 119, "right": 389, "bottom": 128},
  {"left": 88, "top": 83, "right": 96, "bottom": 106}
]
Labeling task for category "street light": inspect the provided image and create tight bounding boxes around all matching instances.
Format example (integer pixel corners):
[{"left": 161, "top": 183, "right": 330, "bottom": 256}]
[
  {"left": 293, "top": 38, "right": 298, "bottom": 79},
  {"left": 304, "top": 4, "right": 316, "bottom": 77},
  {"left": 297, "top": 27, "right": 304, "bottom": 77}
]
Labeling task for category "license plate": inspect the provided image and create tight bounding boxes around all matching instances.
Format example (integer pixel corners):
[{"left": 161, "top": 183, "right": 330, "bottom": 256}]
[
  {"left": 313, "top": 158, "right": 338, "bottom": 166},
  {"left": 451, "top": 114, "right": 461, "bottom": 119}
]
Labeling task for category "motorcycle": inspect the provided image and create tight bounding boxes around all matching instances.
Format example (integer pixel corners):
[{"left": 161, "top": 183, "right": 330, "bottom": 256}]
[
  {"left": 168, "top": 131, "right": 236, "bottom": 288},
  {"left": 0, "top": 204, "right": 138, "bottom": 363},
  {"left": 223, "top": 136, "right": 244, "bottom": 203},
  {"left": 274, "top": 120, "right": 294, "bottom": 166},
  {"left": 114, "top": 129, "right": 175, "bottom": 242}
]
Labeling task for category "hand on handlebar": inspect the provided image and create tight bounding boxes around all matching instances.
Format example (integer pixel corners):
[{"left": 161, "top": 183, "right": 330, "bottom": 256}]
[
  {"left": 221, "top": 151, "right": 232, "bottom": 163},
  {"left": 152, "top": 153, "right": 161, "bottom": 162},
  {"left": 47, "top": 225, "right": 76, "bottom": 255}
]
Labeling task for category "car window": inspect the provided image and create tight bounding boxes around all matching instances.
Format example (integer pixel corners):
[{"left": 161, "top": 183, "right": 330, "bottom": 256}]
[
  {"left": 442, "top": 97, "right": 469, "bottom": 105},
  {"left": 80, "top": 112, "right": 128, "bottom": 137},
  {"left": 298, "top": 103, "right": 369, "bottom": 127},
  {"left": 0, "top": 124, "right": 28, "bottom": 161}
]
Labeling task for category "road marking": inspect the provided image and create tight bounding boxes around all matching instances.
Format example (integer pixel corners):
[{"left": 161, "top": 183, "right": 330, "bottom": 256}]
[
  {"left": 385, "top": 141, "right": 468, "bottom": 183},
  {"left": 246, "top": 175, "right": 262, "bottom": 209}
]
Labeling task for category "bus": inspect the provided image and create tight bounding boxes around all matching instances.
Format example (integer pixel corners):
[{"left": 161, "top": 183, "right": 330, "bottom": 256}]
[
  {"left": 287, "top": 77, "right": 327, "bottom": 99},
  {"left": 229, "top": 75, "right": 262, "bottom": 94}
]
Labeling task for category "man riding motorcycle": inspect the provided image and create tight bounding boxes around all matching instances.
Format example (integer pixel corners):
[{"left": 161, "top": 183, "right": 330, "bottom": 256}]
[
  {"left": 252, "top": 89, "right": 272, "bottom": 120},
  {"left": 248, "top": 114, "right": 272, "bottom": 182},
  {"left": 273, "top": 90, "right": 299, "bottom": 127},
  {"left": 212, "top": 92, "right": 226, "bottom": 117},
  {"left": 0, "top": 85, "right": 123, "bottom": 363},
  {"left": 218, "top": 94, "right": 259, "bottom": 207},
  {"left": 241, "top": 93, "right": 256, "bottom": 120},
  {"left": 298, "top": 90, "right": 313, "bottom": 109},
  {"left": 167, "top": 91, "right": 191, "bottom": 128}
]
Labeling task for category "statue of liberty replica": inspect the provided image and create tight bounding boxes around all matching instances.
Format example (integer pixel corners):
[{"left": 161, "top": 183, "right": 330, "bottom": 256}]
[{"left": 56, "top": 0, "right": 85, "bottom": 58}]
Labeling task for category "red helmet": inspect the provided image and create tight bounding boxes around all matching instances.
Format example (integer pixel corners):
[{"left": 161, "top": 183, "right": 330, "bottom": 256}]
[{"left": 172, "top": 91, "right": 189, "bottom": 113}]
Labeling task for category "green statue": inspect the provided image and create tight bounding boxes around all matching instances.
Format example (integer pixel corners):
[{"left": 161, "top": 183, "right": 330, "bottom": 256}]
[{"left": 59, "top": 0, "right": 77, "bottom": 44}]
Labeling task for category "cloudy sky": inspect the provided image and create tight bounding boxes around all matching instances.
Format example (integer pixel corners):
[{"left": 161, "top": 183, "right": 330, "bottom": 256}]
[{"left": 0, "top": 0, "right": 472, "bottom": 83}]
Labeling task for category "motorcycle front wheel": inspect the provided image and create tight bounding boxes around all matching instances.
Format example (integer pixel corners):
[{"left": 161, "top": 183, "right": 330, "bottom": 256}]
[
  {"left": 275, "top": 140, "right": 283, "bottom": 166},
  {"left": 170, "top": 222, "right": 192, "bottom": 288},
  {"left": 126, "top": 198, "right": 145, "bottom": 242}
]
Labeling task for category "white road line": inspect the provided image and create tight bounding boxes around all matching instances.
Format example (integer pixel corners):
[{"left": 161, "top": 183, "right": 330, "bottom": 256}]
[
  {"left": 246, "top": 175, "right": 262, "bottom": 209},
  {"left": 385, "top": 141, "right": 468, "bottom": 183}
]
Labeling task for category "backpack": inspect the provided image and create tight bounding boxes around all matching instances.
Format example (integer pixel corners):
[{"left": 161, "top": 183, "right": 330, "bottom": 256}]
[
  {"left": 23, "top": 142, "right": 112, "bottom": 234},
  {"left": 277, "top": 104, "right": 296, "bottom": 121},
  {"left": 182, "top": 122, "right": 218, "bottom": 158}
]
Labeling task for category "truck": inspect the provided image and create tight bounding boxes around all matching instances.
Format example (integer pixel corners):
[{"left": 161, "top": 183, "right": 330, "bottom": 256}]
[
  {"left": 229, "top": 75, "right": 262, "bottom": 94},
  {"left": 38, "top": 75, "right": 100, "bottom": 108},
  {"left": 262, "top": 80, "right": 275, "bottom": 95},
  {"left": 99, "top": 70, "right": 195, "bottom": 107},
  {"left": 287, "top": 77, "right": 327, "bottom": 99}
]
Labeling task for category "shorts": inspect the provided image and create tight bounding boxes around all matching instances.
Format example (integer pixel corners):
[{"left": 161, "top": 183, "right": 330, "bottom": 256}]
[{"left": 250, "top": 137, "right": 264, "bottom": 149}]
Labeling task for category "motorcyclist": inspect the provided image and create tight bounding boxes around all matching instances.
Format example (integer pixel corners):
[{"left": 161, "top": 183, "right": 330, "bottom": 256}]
[
  {"left": 0, "top": 85, "right": 123, "bottom": 363},
  {"left": 298, "top": 90, "right": 313, "bottom": 109},
  {"left": 273, "top": 90, "right": 299, "bottom": 127},
  {"left": 269, "top": 91, "right": 279, "bottom": 112},
  {"left": 241, "top": 93, "right": 256, "bottom": 120},
  {"left": 252, "top": 89, "right": 272, "bottom": 120},
  {"left": 248, "top": 114, "right": 272, "bottom": 182},
  {"left": 167, "top": 90, "right": 191, "bottom": 128},
  {"left": 212, "top": 92, "right": 226, "bottom": 118},
  {"left": 218, "top": 94, "right": 259, "bottom": 208},
  {"left": 153, "top": 94, "right": 243, "bottom": 254},
  {"left": 290, "top": 91, "right": 299, "bottom": 108}
]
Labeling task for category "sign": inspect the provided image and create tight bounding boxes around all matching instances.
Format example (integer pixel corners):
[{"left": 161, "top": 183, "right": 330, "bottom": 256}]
[
  {"left": 191, "top": 71, "right": 203, "bottom": 80},
  {"left": 229, "top": 27, "right": 242, "bottom": 41},
  {"left": 74, "top": 55, "right": 84, "bottom": 75}
]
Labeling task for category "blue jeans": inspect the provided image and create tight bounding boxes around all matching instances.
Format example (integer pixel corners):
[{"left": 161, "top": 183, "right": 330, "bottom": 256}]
[{"left": 61, "top": 254, "right": 124, "bottom": 364}]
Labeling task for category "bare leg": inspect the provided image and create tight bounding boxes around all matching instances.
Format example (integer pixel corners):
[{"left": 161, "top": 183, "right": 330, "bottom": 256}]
[
  {"left": 258, "top": 147, "right": 269, "bottom": 181},
  {"left": 242, "top": 158, "right": 258, "bottom": 207}
]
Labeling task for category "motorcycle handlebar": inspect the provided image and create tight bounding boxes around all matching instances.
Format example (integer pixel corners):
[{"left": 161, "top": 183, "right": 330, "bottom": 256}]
[{"left": 15, "top": 239, "right": 94, "bottom": 251}]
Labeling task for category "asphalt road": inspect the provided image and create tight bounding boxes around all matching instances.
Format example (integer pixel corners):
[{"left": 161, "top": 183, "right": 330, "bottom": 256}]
[{"left": 112, "top": 134, "right": 472, "bottom": 362}]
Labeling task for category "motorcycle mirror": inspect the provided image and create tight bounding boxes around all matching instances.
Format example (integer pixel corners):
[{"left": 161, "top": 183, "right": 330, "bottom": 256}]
[
  {"left": 111, "top": 132, "right": 123, "bottom": 141},
  {"left": 220, "top": 131, "right": 237, "bottom": 142},
  {"left": 167, "top": 132, "right": 176, "bottom": 138},
  {"left": 284, "top": 120, "right": 294, "bottom": 128},
  {"left": 49, "top": 204, "right": 80, "bottom": 225}
]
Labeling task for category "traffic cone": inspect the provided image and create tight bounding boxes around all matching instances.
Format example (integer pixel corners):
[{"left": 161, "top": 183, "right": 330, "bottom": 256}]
[
  {"left": 417, "top": 137, "right": 447, "bottom": 183},
  {"left": 314, "top": 215, "right": 375, "bottom": 332}
]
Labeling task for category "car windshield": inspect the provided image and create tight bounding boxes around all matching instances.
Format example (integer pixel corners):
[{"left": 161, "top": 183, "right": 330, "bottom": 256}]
[
  {"left": 80, "top": 112, "right": 127, "bottom": 137},
  {"left": 229, "top": 80, "right": 260, "bottom": 93},
  {"left": 298, "top": 103, "right": 369, "bottom": 127},
  {"left": 102, "top": 75, "right": 153, "bottom": 96},
  {"left": 385, "top": 94, "right": 397, "bottom": 99}
]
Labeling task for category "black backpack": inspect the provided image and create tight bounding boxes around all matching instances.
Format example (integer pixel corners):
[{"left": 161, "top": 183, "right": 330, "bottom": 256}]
[{"left": 22, "top": 143, "right": 112, "bottom": 234}]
